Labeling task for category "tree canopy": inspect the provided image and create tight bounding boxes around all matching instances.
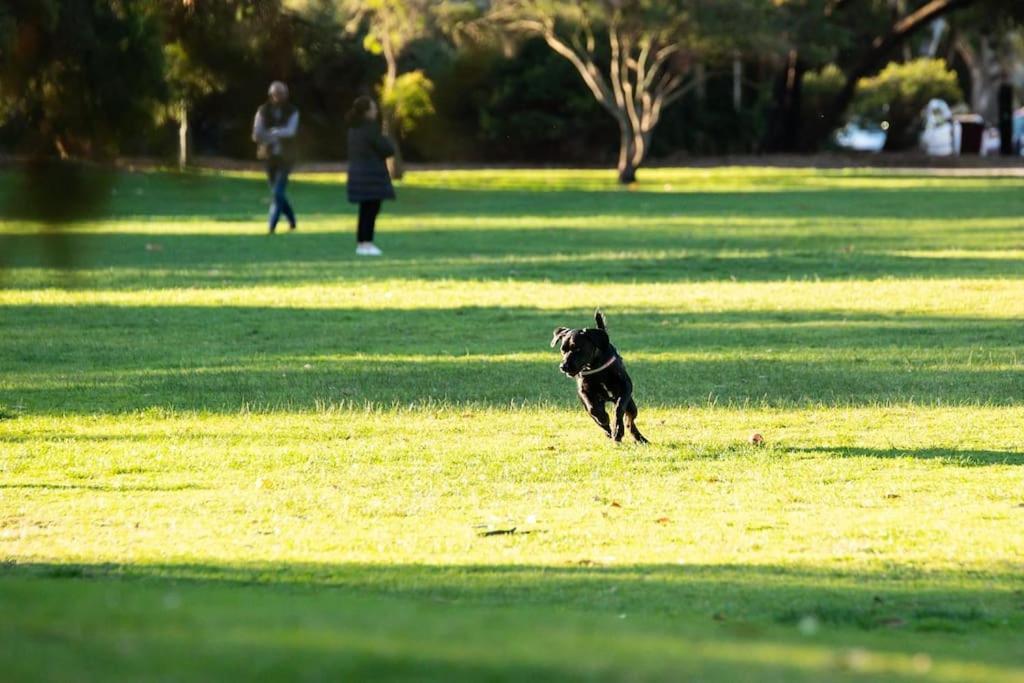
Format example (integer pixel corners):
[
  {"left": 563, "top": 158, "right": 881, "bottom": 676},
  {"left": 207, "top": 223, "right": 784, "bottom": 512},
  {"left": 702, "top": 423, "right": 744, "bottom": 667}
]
[
  {"left": 0, "top": 0, "right": 166, "bottom": 159},
  {"left": 1, "top": 0, "right": 1022, "bottom": 170}
]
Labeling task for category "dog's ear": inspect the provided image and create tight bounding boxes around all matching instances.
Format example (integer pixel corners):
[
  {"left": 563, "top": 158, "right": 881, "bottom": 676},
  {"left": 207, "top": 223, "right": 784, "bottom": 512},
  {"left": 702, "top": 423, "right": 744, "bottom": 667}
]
[
  {"left": 594, "top": 310, "right": 608, "bottom": 330},
  {"left": 550, "top": 327, "right": 571, "bottom": 348}
]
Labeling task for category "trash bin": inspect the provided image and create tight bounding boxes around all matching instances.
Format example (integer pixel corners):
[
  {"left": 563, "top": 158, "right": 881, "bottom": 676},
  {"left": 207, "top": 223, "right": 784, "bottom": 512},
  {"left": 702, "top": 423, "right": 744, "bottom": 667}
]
[{"left": 957, "top": 115, "right": 984, "bottom": 155}]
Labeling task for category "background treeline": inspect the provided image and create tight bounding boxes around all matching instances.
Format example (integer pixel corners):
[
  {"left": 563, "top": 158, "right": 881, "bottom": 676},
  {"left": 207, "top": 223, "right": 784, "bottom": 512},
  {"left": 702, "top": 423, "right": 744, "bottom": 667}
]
[{"left": 1, "top": 0, "right": 1022, "bottom": 172}]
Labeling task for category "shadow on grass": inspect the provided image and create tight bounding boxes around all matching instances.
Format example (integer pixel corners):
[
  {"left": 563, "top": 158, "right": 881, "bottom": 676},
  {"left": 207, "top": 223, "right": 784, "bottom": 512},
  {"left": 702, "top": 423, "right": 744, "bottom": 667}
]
[
  {"left": 789, "top": 446, "right": 1024, "bottom": 466},
  {"left": 3, "top": 168, "right": 1024, "bottom": 287},
  {"left": 4, "top": 228, "right": 1024, "bottom": 286},
  {"left": 4, "top": 559, "right": 1019, "bottom": 632},
  {"left": 0, "top": 561, "right": 1019, "bottom": 683},
  {"left": 3, "top": 304, "right": 1023, "bottom": 413},
  {"left": 8, "top": 561, "right": 1021, "bottom": 681},
  {"left": 5, "top": 170, "right": 1017, "bottom": 220}
]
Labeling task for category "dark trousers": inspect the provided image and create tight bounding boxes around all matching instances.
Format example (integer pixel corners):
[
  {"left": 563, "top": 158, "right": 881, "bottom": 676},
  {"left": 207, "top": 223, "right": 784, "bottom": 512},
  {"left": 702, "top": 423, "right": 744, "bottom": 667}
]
[
  {"left": 358, "top": 200, "right": 381, "bottom": 242},
  {"left": 266, "top": 160, "right": 295, "bottom": 232}
]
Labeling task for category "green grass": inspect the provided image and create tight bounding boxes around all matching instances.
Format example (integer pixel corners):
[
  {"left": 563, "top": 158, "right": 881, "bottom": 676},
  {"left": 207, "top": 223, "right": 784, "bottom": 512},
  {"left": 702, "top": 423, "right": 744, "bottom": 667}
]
[{"left": 2, "top": 167, "right": 1023, "bottom": 681}]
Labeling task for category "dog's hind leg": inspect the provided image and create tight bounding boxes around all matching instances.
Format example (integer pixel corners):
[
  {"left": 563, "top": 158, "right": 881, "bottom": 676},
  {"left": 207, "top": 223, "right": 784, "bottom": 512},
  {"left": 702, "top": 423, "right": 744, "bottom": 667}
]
[{"left": 624, "top": 398, "right": 649, "bottom": 444}]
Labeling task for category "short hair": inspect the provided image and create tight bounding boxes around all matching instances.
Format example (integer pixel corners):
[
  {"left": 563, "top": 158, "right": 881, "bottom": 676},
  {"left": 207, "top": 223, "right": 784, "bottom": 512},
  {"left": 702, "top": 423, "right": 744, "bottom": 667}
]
[{"left": 268, "top": 81, "right": 288, "bottom": 98}]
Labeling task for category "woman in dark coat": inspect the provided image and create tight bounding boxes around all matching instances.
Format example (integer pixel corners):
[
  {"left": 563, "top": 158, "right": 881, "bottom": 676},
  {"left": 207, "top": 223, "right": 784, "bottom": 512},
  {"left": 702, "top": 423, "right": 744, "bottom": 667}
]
[{"left": 346, "top": 96, "right": 395, "bottom": 256}]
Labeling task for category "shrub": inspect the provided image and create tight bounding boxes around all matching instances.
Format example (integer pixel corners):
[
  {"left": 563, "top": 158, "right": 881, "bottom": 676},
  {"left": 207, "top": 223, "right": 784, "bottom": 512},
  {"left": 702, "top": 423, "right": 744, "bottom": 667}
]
[{"left": 381, "top": 70, "right": 435, "bottom": 135}]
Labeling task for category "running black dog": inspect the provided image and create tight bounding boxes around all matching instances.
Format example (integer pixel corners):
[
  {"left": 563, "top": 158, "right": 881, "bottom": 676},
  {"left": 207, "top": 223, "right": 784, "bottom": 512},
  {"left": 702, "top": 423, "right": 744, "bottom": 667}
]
[{"left": 550, "top": 311, "right": 649, "bottom": 444}]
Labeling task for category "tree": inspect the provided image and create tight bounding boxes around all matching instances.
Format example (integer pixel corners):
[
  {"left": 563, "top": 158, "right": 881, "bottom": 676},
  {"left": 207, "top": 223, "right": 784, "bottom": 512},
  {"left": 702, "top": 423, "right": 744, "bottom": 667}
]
[
  {"left": 152, "top": 0, "right": 234, "bottom": 169},
  {"left": 0, "top": 0, "right": 166, "bottom": 159},
  {"left": 288, "top": 0, "right": 438, "bottom": 179},
  {"left": 479, "top": 0, "right": 770, "bottom": 183},
  {"left": 760, "top": 0, "right": 853, "bottom": 152},
  {"left": 944, "top": 7, "right": 1024, "bottom": 122},
  {"left": 155, "top": 0, "right": 310, "bottom": 164},
  {"left": 161, "top": 41, "right": 224, "bottom": 168},
  {"left": 351, "top": 1, "right": 437, "bottom": 179}
]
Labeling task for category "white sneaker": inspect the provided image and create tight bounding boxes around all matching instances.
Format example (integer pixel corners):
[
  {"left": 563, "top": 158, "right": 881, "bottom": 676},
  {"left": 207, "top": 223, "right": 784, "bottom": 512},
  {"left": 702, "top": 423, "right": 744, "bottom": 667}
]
[{"left": 355, "top": 243, "right": 383, "bottom": 256}]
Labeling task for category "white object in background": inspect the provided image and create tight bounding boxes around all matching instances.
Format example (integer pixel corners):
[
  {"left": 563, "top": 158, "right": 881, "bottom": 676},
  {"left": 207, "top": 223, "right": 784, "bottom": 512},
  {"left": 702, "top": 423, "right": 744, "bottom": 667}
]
[
  {"left": 920, "top": 99, "right": 958, "bottom": 156},
  {"left": 981, "top": 127, "right": 1002, "bottom": 156},
  {"left": 834, "top": 122, "right": 887, "bottom": 152}
]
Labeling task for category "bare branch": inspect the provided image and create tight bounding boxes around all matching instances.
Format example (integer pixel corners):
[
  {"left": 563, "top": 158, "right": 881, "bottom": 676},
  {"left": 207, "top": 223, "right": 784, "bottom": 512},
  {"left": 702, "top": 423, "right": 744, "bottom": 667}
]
[
  {"left": 541, "top": 28, "right": 618, "bottom": 117},
  {"left": 607, "top": 24, "right": 628, "bottom": 111},
  {"left": 662, "top": 77, "right": 698, "bottom": 107},
  {"left": 617, "top": 35, "right": 644, "bottom": 142},
  {"left": 642, "top": 44, "right": 681, "bottom": 91}
]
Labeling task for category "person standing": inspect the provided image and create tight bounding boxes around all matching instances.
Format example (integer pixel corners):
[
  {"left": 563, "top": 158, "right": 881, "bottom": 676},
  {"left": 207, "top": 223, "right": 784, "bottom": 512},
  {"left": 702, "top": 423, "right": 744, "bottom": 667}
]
[
  {"left": 252, "top": 81, "right": 299, "bottom": 234},
  {"left": 346, "top": 96, "right": 394, "bottom": 256}
]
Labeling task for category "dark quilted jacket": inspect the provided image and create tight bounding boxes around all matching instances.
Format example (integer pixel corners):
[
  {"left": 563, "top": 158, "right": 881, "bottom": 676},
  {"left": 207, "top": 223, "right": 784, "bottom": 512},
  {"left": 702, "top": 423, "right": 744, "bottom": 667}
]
[{"left": 346, "top": 122, "right": 396, "bottom": 203}]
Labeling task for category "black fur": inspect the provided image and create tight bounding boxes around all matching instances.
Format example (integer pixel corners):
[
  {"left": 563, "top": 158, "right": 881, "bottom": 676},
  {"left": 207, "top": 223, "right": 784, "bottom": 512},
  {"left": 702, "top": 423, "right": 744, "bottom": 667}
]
[{"left": 550, "top": 310, "right": 649, "bottom": 444}]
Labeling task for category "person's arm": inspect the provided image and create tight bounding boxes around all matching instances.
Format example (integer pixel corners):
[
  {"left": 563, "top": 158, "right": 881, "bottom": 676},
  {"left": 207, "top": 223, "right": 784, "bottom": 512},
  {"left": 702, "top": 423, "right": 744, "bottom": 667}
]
[
  {"left": 269, "top": 110, "right": 299, "bottom": 139},
  {"left": 252, "top": 110, "right": 274, "bottom": 144},
  {"left": 371, "top": 129, "right": 395, "bottom": 159}
]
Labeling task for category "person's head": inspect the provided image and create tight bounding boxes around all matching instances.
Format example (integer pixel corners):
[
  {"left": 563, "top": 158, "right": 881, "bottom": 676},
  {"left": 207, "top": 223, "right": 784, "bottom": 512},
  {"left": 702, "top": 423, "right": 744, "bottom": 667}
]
[
  {"left": 268, "top": 81, "right": 289, "bottom": 105},
  {"left": 347, "top": 96, "right": 378, "bottom": 125}
]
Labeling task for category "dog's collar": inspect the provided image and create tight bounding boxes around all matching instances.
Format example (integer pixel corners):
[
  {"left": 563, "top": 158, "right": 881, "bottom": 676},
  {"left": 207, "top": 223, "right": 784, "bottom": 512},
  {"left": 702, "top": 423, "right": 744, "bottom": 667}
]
[{"left": 579, "top": 355, "right": 618, "bottom": 376}]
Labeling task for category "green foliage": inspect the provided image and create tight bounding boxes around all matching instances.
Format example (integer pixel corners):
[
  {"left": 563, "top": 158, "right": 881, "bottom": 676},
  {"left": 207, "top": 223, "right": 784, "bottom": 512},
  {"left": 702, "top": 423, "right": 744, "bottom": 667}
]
[
  {"left": 362, "top": 32, "right": 384, "bottom": 55},
  {"left": 307, "top": 0, "right": 435, "bottom": 66},
  {"left": 470, "top": 40, "right": 613, "bottom": 160},
  {"left": 486, "top": 0, "right": 777, "bottom": 57},
  {"left": 153, "top": 0, "right": 369, "bottom": 161},
  {"left": 4, "top": 1, "right": 1020, "bottom": 161},
  {"left": 801, "top": 63, "right": 845, "bottom": 122},
  {"left": 380, "top": 69, "right": 435, "bottom": 134},
  {"left": 852, "top": 58, "right": 963, "bottom": 150},
  {"left": 0, "top": 0, "right": 166, "bottom": 158},
  {"left": 157, "top": 41, "right": 225, "bottom": 124}
]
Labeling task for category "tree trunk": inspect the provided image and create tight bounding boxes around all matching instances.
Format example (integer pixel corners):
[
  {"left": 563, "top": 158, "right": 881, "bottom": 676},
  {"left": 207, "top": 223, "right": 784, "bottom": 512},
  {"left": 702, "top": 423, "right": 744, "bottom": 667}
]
[
  {"left": 732, "top": 54, "right": 743, "bottom": 111},
  {"left": 383, "top": 114, "right": 404, "bottom": 180},
  {"left": 695, "top": 62, "right": 706, "bottom": 102},
  {"left": 178, "top": 99, "right": 190, "bottom": 170},
  {"left": 961, "top": 36, "right": 1006, "bottom": 122},
  {"left": 382, "top": 47, "right": 404, "bottom": 181},
  {"left": 618, "top": 162, "right": 637, "bottom": 184},
  {"left": 765, "top": 49, "right": 804, "bottom": 152},
  {"left": 956, "top": 38, "right": 985, "bottom": 113},
  {"left": 617, "top": 123, "right": 637, "bottom": 184}
]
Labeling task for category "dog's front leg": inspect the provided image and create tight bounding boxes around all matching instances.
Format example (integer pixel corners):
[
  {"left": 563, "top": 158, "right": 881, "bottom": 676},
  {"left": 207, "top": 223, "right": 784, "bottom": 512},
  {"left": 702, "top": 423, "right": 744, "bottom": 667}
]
[
  {"left": 612, "top": 396, "right": 628, "bottom": 442},
  {"left": 579, "top": 394, "right": 613, "bottom": 438}
]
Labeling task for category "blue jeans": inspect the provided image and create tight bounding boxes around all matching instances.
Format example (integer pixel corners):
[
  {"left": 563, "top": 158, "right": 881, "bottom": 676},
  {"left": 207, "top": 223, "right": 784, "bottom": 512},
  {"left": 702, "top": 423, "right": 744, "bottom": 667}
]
[{"left": 266, "top": 161, "right": 295, "bottom": 231}]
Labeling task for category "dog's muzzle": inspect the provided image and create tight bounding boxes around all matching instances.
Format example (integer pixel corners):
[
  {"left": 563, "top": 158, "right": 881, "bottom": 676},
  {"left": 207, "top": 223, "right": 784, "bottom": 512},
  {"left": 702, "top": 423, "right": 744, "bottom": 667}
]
[{"left": 559, "top": 354, "right": 581, "bottom": 376}]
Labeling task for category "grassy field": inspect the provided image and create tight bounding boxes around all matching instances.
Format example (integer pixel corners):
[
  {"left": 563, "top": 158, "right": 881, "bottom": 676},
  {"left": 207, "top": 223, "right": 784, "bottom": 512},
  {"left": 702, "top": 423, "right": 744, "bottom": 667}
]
[{"left": 1, "top": 166, "right": 1023, "bottom": 681}]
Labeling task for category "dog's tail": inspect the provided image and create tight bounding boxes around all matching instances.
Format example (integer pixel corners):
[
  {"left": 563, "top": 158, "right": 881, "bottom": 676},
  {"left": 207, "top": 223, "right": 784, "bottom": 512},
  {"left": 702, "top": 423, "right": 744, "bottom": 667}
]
[{"left": 594, "top": 310, "right": 607, "bottom": 330}]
